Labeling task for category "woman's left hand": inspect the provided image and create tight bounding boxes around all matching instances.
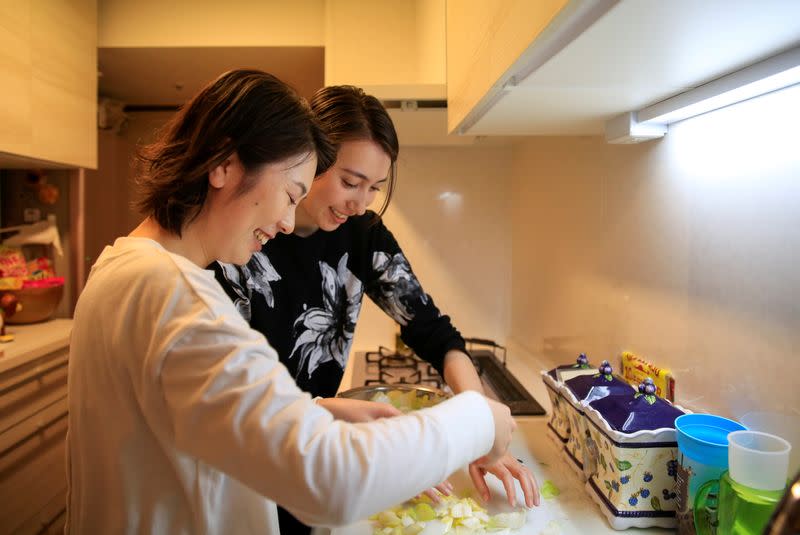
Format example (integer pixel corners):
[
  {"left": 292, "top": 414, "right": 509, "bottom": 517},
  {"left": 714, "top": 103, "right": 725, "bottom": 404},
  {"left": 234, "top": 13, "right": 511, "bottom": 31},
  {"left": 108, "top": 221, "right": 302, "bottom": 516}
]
[
  {"left": 315, "top": 397, "right": 402, "bottom": 422},
  {"left": 468, "top": 452, "right": 540, "bottom": 508}
]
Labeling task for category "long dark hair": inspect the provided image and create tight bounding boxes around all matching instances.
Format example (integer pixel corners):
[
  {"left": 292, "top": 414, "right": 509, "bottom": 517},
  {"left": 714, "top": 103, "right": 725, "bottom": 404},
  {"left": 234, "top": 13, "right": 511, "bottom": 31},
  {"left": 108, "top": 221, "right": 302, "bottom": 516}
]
[
  {"left": 136, "top": 69, "right": 336, "bottom": 236},
  {"left": 309, "top": 85, "right": 398, "bottom": 216}
]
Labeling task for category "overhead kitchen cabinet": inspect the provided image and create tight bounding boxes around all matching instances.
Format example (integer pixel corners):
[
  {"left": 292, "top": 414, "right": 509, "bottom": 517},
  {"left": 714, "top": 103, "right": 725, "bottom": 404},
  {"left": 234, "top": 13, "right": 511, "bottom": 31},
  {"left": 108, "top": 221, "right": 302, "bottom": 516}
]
[
  {"left": 0, "top": 0, "right": 97, "bottom": 169},
  {"left": 446, "top": 0, "right": 800, "bottom": 136},
  {"left": 325, "top": 0, "right": 485, "bottom": 146},
  {"left": 324, "top": 0, "right": 447, "bottom": 101}
]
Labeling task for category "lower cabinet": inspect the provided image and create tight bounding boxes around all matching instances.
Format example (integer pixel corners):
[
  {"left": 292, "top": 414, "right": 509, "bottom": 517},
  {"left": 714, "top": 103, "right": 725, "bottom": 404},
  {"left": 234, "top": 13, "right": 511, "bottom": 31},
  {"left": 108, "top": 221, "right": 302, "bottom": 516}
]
[{"left": 0, "top": 347, "right": 69, "bottom": 535}]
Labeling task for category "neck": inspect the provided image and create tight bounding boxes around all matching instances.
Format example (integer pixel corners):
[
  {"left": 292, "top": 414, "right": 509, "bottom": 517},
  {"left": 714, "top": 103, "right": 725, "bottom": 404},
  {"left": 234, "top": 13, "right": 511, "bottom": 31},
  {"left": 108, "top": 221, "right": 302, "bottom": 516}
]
[
  {"left": 293, "top": 200, "right": 319, "bottom": 238},
  {"left": 130, "top": 217, "right": 211, "bottom": 267}
]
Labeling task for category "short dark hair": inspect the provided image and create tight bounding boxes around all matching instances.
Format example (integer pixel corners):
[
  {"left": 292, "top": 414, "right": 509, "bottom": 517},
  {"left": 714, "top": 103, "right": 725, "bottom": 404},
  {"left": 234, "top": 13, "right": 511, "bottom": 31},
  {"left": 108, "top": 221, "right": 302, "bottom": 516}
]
[
  {"left": 309, "top": 86, "right": 398, "bottom": 216},
  {"left": 135, "top": 69, "right": 336, "bottom": 236}
]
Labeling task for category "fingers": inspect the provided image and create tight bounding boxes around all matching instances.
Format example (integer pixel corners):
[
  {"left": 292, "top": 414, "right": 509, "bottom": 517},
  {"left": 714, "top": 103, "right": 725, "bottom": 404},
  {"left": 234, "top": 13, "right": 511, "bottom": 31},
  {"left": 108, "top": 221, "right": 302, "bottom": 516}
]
[
  {"left": 422, "top": 480, "right": 453, "bottom": 504},
  {"left": 371, "top": 402, "right": 403, "bottom": 418},
  {"left": 495, "top": 464, "right": 517, "bottom": 508},
  {"left": 481, "top": 455, "right": 541, "bottom": 508},
  {"left": 518, "top": 466, "right": 540, "bottom": 508},
  {"left": 434, "top": 480, "right": 454, "bottom": 497},
  {"left": 468, "top": 462, "right": 491, "bottom": 502},
  {"left": 421, "top": 488, "right": 442, "bottom": 504}
]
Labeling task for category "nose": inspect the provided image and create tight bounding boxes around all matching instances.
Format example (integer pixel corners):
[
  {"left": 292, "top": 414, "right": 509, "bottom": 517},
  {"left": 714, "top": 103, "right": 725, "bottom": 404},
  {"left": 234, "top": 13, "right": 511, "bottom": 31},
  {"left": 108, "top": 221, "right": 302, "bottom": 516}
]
[
  {"left": 277, "top": 207, "right": 296, "bottom": 235},
  {"left": 347, "top": 189, "right": 369, "bottom": 216}
]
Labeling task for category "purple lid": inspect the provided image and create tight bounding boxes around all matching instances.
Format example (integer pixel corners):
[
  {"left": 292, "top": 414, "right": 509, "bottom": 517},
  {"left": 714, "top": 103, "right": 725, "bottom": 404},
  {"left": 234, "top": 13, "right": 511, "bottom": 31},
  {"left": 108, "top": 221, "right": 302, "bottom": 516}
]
[
  {"left": 563, "top": 360, "right": 632, "bottom": 402},
  {"left": 547, "top": 353, "right": 593, "bottom": 379},
  {"left": 589, "top": 378, "right": 685, "bottom": 434}
]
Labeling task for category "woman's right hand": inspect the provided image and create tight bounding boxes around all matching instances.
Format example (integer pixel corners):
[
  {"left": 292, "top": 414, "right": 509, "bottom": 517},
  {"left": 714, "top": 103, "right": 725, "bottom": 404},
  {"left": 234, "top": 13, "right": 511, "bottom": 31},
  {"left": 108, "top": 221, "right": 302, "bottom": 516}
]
[
  {"left": 479, "top": 397, "right": 516, "bottom": 465},
  {"left": 315, "top": 397, "right": 402, "bottom": 422}
]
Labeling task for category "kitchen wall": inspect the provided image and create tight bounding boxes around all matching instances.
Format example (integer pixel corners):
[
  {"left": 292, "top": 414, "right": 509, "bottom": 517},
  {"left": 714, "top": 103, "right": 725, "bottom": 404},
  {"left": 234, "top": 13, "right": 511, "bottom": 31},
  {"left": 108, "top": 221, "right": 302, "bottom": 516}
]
[
  {"left": 92, "top": 85, "right": 799, "bottom": 424},
  {"left": 352, "top": 145, "right": 514, "bottom": 351},
  {"left": 510, "top": 84, "right": 800, "bottom": 421}
]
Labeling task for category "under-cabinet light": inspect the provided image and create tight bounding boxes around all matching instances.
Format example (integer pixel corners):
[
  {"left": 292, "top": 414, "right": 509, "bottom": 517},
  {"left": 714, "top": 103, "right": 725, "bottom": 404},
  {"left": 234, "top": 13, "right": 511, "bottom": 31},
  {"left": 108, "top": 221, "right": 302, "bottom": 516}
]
[{"left": 606, "top": 45, "right": 800, "bottom": 144}]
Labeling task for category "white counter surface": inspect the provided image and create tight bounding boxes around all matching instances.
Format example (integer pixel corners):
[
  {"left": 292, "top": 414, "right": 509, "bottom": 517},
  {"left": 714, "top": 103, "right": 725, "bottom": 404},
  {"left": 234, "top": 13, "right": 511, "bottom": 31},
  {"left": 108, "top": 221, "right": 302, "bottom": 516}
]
[
  {"left": 331, "top": 342, "right": 675, "bottom": 534},
  {"left": 0, "top": 318, "right": 72, "bottom": 374},
  {"left": 330, "top": 416, "right": 673, "bottom": 535}
]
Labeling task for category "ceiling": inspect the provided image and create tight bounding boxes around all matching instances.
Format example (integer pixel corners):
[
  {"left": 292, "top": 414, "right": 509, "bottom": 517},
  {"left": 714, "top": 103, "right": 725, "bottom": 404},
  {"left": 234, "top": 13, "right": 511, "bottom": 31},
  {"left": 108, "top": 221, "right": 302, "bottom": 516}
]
[
  {"left": 467, "top": 0, "right": 800, "bottom": 135},
  {"left": 98, "top": 46, "right": 325, "bottom": 106}
]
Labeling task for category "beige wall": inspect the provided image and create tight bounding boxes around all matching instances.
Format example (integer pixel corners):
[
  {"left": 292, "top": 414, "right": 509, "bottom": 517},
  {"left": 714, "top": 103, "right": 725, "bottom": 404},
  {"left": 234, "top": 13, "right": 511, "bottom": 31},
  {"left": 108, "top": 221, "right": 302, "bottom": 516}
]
[
  {"left": 510, "top": 84, "right": 800, "bottom": 420},
  {"left": 352, "top": 146, "right": 514, "bottom": 352},
  {"left": 94, "top": 85, "right": 800, "bottom": 424}
]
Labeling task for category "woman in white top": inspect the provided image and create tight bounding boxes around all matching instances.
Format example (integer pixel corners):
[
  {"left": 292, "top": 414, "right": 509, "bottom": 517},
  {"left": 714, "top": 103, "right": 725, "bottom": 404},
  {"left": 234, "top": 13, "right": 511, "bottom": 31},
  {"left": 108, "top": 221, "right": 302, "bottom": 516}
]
[{"left": 66, "top": 69, "right": 516, "bottom": 535}]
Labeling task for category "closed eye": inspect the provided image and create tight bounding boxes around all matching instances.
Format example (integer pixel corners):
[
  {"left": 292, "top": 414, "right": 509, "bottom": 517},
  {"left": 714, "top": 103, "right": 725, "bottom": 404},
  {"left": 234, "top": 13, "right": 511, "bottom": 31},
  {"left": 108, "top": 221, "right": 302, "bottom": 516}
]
[
  {"left": 342, "top": 178, "right": 359, "bottom": 189},
  {"left": 287, "top": 192, "right": 298, "bottom": 206}
]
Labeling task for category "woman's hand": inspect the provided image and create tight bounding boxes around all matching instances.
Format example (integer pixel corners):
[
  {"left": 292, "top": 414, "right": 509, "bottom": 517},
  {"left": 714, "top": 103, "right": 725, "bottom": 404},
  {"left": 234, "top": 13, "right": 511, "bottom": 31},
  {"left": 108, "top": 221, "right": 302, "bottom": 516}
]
[
  {"left": 469, "top": 453, "right": 540, "bottom": 508},
  {"left": 482, "top": 397, "right": 516, "bottom": 464},
  {"left": 315, "top": 397, "right": 402, "bottom": 422},
  {"left": 420, "top": 480, "right": 455, "bottom": 504}
]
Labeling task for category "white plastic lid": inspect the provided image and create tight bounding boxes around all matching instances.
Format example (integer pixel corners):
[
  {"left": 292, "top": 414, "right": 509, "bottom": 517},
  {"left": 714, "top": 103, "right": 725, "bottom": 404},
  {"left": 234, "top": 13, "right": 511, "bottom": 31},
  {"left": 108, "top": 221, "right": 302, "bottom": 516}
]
[{"left": 728, "top": 430, "right": 792, "bottom": 491}]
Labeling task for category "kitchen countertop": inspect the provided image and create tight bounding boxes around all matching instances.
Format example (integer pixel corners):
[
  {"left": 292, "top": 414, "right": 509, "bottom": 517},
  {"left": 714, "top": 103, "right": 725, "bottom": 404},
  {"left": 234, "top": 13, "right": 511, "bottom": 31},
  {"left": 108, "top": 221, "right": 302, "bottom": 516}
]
[
  {"left": 330, "top": 417, "right": 673, "bottom": 535},
  {"left": 330, "top": 342, "right": 675, "bottom": 534},
  {"left": 0, "top": 318, "right": 72, "bottom": 374}
]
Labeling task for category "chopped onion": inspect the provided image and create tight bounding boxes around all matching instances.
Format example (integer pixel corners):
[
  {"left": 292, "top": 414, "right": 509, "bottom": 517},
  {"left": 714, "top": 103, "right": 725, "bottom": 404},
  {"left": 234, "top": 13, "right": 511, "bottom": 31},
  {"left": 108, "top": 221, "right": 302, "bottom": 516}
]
[{"left": 371, "top": 493, "right": 526, "bottom": 534}]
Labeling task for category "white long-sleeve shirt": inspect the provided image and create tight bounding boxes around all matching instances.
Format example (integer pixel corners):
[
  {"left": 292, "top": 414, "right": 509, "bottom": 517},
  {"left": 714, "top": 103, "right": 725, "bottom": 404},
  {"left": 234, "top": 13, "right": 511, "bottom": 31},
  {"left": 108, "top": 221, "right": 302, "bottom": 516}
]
[{"left": 66, "top": 237, "right": 494, "bottom": 534}]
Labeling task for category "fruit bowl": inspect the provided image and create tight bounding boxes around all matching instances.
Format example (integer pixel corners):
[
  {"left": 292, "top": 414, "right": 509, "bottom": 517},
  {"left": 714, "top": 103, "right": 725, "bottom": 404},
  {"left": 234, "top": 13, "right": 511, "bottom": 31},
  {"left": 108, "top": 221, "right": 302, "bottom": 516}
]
[{"left": 6, "top": 278, "right": 64, "bottom": 324}]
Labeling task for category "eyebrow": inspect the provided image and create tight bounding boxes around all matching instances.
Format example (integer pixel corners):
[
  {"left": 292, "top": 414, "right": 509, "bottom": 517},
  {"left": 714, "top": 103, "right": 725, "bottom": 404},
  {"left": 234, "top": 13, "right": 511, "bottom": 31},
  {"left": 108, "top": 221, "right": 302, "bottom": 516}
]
[
  {"left": 292, "top": 180, "right": 308, "bottom": 196},
  {"left": 341, "top": 167, "right": 389, "bottom": 184}
]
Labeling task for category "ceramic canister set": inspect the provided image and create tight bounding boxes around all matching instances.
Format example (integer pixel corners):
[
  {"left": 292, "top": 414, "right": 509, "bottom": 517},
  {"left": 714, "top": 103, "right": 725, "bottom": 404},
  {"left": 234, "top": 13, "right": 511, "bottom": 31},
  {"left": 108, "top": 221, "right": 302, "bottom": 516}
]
[{"left": 540, "top": 354, "right": 794, "bottom": 533}]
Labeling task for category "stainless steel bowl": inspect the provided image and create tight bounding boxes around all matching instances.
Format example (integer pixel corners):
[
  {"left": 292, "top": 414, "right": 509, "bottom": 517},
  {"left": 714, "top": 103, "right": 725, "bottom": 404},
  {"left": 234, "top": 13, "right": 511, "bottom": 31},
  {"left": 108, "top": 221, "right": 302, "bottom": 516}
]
[{"left": 337, "top": 384, "right": 450, "bottom": 410}]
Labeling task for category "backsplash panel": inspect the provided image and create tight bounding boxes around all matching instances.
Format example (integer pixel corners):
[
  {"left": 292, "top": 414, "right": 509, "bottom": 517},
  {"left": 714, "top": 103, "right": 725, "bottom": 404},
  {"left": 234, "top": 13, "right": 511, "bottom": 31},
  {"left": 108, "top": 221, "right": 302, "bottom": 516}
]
[{"left": 510, "top": 85, "right": 800, "bottom": 420}]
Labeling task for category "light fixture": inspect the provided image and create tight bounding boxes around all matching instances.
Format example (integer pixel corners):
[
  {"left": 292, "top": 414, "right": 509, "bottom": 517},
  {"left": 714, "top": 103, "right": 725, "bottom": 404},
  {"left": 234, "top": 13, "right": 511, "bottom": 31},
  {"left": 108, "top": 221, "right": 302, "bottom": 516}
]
[{"left": 606, "top": 45, "right": 800, "bottom": 144}]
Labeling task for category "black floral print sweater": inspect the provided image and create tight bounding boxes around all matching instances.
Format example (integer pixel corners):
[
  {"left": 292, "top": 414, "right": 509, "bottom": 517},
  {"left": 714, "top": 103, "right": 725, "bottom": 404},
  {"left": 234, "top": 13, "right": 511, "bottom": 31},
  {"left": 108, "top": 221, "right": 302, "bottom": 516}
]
[{"left": 213, "top": 212, "right": 467, "bottom": 398}]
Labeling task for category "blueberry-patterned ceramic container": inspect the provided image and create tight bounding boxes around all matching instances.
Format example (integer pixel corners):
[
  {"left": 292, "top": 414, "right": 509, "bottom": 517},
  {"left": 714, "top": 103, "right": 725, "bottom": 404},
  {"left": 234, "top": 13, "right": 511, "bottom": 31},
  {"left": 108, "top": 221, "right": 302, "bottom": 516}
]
[
  {"left": 581, "top": 379, "right": 689, "bottom": 530},
  {"left": 560, "top": 360, "right": 635, "bottom": 479},
  {"left": 540, "top": 353, "right": 593, "bottom": 448}
]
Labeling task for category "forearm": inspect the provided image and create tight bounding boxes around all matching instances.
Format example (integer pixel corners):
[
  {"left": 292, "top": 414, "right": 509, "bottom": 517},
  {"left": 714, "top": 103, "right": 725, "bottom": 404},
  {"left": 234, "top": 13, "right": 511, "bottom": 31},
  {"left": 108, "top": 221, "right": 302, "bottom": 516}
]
[{"left": 442, "top": 349, "right": 485, "bottom": 394}]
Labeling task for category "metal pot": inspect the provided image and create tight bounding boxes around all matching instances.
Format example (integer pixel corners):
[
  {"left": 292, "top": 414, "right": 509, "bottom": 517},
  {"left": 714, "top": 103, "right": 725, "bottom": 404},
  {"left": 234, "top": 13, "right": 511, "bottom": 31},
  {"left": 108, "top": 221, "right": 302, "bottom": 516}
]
[{"left": 337, "top": 384, "right": 450, "bottom": 412}]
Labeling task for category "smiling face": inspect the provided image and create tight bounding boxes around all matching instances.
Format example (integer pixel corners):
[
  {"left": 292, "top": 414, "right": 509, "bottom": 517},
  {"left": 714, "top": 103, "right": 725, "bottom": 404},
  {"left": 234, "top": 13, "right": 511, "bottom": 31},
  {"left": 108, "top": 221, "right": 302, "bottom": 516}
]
[
  {"left": 204, "top": 151, "right": 316, "bottom": 265},
  {"left": 294, "top": 139, "right": 392, "bottom": 235}
]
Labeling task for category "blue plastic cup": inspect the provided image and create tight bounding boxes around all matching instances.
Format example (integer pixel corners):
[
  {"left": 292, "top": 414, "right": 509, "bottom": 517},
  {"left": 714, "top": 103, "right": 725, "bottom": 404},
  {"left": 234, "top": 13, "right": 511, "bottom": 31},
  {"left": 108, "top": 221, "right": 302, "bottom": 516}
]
[{"left": 674, "top": 414, "right": 747, "bottom": 535}]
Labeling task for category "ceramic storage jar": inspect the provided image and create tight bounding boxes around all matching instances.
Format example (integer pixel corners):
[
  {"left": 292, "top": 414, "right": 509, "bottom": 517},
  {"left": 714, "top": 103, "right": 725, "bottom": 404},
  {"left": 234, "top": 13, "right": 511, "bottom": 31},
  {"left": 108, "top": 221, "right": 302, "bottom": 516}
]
[
  {"left": 560, "top": 360, "right": 634, "bottom": 479},
  {"left": 540, "top": 354, "right": 595, "bottom": 448},
  {"left": 582, "top": 378, "right": 688, "bottom": 530}
]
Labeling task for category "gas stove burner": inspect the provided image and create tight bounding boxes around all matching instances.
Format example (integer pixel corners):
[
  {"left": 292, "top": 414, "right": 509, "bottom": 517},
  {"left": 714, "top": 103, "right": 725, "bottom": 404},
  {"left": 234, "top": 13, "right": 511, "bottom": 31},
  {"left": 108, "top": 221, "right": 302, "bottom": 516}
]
[
  {"left": 381, "top": 354, "right": 418, "bottom": 369},
  {"left": 362, "top": 345, "right": 443, "bottom": 390},
  {"left": 382, "top": 367, "right": 422, "bottom": 384},
  {"left": 354, "top": 337, "right": 546, "bottom": 416},
  {"left": 365, "top": 345, "right": 414, "bottom": 363}
]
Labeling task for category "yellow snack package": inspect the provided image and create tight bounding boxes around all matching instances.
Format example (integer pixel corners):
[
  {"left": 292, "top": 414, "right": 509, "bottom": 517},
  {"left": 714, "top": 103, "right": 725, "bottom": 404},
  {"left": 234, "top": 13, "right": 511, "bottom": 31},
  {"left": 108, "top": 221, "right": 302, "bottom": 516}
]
[{"left": 620, "top": 351, "right": 675, "bottom": 401}]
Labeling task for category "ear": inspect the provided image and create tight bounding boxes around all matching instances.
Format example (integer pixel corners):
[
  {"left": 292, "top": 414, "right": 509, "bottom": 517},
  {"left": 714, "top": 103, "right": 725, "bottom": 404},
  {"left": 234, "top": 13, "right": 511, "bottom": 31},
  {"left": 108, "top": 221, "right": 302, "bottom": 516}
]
[{"left": 208, "top": 152, "right": 240, "bottom": 189}]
